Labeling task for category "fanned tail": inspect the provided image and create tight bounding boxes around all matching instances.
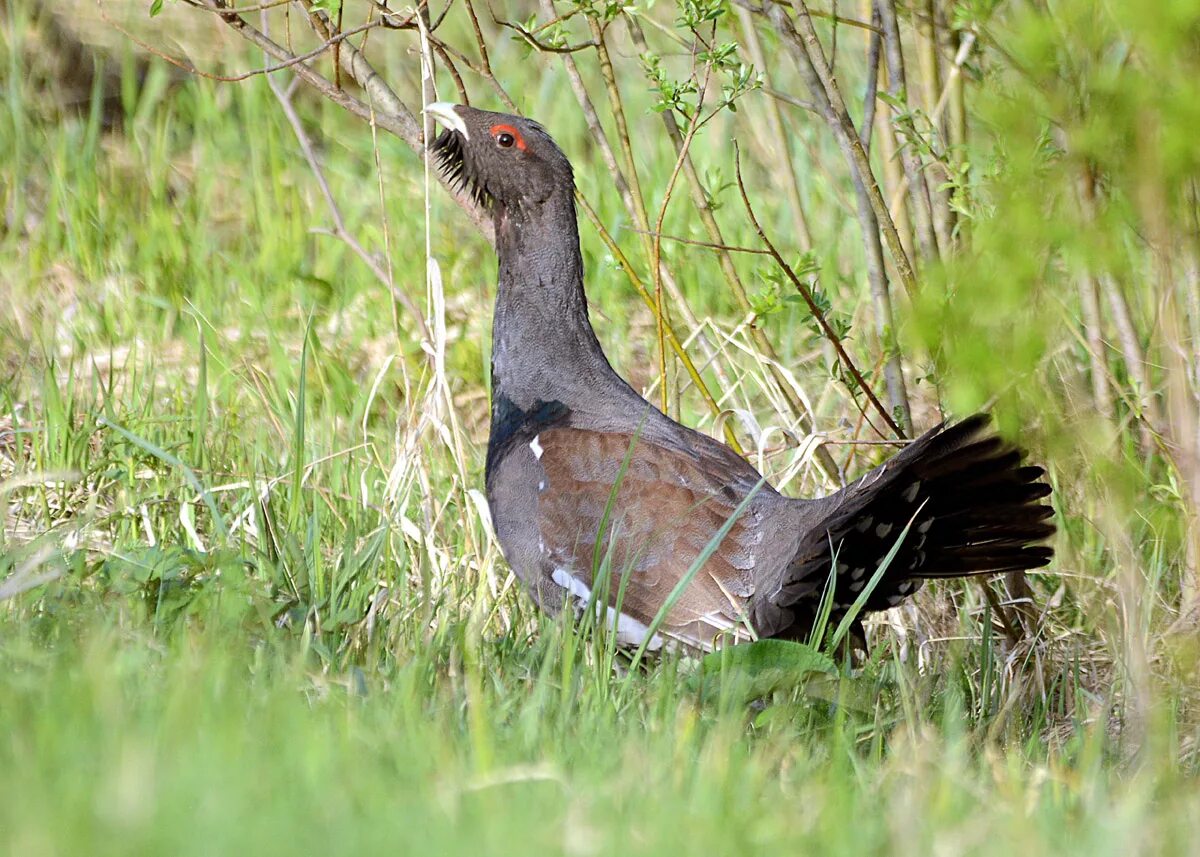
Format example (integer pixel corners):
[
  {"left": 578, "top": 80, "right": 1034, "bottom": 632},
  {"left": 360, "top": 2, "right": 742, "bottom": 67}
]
[{"left": 754, "top": 414, "right": 1055, "bottom": 640}]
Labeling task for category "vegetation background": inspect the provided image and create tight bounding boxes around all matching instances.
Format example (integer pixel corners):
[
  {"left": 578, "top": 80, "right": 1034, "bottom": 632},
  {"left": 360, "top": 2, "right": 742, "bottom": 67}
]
[{"left": 2, "top": 0, "right": 1199, "bottom": 853}]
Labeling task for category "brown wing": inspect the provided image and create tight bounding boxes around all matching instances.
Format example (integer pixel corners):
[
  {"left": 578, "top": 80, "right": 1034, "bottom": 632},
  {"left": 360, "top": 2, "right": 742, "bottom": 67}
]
[{"left": 533, "top": 427, "right": 761, "bottom": 651}]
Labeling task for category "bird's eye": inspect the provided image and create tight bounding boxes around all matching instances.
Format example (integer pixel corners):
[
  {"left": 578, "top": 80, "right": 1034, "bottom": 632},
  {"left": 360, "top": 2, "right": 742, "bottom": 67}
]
[{"left": 490, "top": 124, "right": 525, "bottom": 150}]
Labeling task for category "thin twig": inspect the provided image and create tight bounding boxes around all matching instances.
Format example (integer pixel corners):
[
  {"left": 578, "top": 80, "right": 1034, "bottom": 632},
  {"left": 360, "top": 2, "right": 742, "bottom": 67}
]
[
  {"left": 539, "top": 0, "right": 747, "bottom": 441},
  {"left": 750, "top": 0, "right": 881, "bottom": 32},
  {"left": 860, "top": 4, "right": 882, "bottom": 154},
  {"left": 879, "top": 2, "right": 975, "bottom": 256},
  {"left": 781, "top": 0, "right": 919, "bottom": 299},
  {"left": 576, "top": 195, "right": 745, "bottom": 455},
  {"left": 587, "top": 14, "right": 684, "bottom": 414},
  {"left": 915, "top": 0, "right": 954, "bottom": 251},
  {"left": 625, "top": 229, "right": 773, "bottom": 255},
  {"left": 650, "top": 43, "right": 719, "bottom": 412},
  {"left": 185, "top": 0, "right": 493, "bottom": 241},
  {"left": 766, "top": 2, "right": 911, "bottom": 435},
  {"left": 760, "top": 86, "right": 820, "bottom": 114},
  {"left": 1079, "top": 168, "right": 1159, "bottom": 446},
  {"left": 877, "top": 0, "right": 938, "bottom": 263},
  {"left": 495, "top": 15, "right": 597, "bottom": 52},
  {"left": 734, "top": 6, "right": 815, "bottom": 249},
  {"left": 181, "top": 0, "right": 293, "bottom": 13},
  {"left": 625, "top": 15, "right": 842, "bottom": 476},
  {"left": 1078, "top": 272, "right": 1115, "bottom": 421},
  {"left": 101, "top": 6, "right": 379, "bottom": 84},
  {"left": 260, "top": 21, "right": 430, "bottom": 342},
  {"left": 734, "top": 149, "right": 904, "bottom": 439}
]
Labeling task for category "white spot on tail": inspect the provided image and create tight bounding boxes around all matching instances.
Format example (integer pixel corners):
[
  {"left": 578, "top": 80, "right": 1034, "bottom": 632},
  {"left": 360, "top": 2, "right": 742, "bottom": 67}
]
[
  {"left": 902, "top": 481, "right": 921, "bottom": 503},
  {"left": 917, "top": 518, "right": 933, "bottom": 534},
  {"left": 851, "top": 567, "right": 865, "bottom": 581},
  {"left": 875, "top": 522, "right": 893, "bottom": 538},
  {"left": 550, "top": 568, "right": 663, "bottom": 650},
  {"left": 530, "top": 435, "right": 544, "bottom": 460},
  {"left": 855, "top": 516, "right": 874, "bottom": 533}
]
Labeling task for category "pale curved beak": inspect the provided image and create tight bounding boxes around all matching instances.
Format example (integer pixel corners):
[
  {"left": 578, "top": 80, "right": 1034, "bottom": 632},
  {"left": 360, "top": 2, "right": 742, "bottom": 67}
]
[{"left": 424, "top": 102, "right": 470, "bottom": 141}]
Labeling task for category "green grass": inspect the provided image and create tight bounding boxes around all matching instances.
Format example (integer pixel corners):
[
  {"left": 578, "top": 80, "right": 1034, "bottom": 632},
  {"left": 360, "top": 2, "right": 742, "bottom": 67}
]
[
  {"left": 3, "top": 616, "right": 1194, "bottom": 857},
  {"left": 3, "top": 1, "right": 1200, "bottom": 853}
]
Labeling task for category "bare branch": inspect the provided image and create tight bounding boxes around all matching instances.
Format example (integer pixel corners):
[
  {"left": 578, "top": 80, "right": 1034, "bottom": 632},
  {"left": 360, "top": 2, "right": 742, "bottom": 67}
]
[
  {"left": 859, "top": 4, "right": 882, "bottom": 154},
  {"left": 778, "top": 0, "right": 919, "bottom": 300},
  {"left": 261, "top": 36, "right": 430, "bottom": 341},
  {"left": 624, "top": 229, "right": 773, "bottom": 256},
  {"left": 734, "top": 6, "right": 816, "bottom": 249},
  {"left": 766, "top": 1, "right": 912, "bottom": 436},
  {"left": 181, "top": 0, "right": 493, "bottom": 242}
]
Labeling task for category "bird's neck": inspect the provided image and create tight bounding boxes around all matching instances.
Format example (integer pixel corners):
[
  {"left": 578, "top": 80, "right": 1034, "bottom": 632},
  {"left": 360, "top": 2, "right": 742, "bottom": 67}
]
[{"left": 490, "top": 191, "right": 628, "bottom": 417}]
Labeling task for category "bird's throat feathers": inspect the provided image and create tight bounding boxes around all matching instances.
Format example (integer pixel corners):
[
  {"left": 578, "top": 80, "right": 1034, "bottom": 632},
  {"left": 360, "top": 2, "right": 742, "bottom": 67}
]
[
  {"left": 494, "top": 184, "right": 577, "bottom": 244},
  {"left": 490, "top": 187, "right": 622, "bottom": 413},
  {"left": 494, "top": 190, "right": 585, "bottom": 299}
]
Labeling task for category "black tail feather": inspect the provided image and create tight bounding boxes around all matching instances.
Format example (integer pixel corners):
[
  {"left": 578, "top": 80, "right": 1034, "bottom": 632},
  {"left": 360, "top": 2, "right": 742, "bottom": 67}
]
[{"left": 755, "top": 414, "right": 1056, "bottom": 640}]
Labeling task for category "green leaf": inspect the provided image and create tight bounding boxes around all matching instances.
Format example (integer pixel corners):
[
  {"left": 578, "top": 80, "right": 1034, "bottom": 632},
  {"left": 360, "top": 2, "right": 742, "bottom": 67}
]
[
  {"left": 750, "top": 281, "right": 782, "bottom": 317},
  {"left": 693, "top": 638, "right": 836, "bottom": 700},
  {"left": 701, "top": 638, "right": 835, "bottom": 678},
  {"left": 149, "top": 0, "right": 164, "bottom": 15}
]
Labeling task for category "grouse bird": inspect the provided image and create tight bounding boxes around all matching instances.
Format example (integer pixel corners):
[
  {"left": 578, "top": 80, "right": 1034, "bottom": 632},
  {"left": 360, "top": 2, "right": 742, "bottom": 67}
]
[{"left": 426, "top": 102, "right": 1054, "bottom": 653}]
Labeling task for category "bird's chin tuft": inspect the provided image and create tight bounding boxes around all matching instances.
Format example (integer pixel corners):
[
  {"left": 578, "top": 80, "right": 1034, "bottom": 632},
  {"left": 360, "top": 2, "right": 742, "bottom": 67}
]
[{"left": 430, "top": 129, "right": 492, "bottom": 209}]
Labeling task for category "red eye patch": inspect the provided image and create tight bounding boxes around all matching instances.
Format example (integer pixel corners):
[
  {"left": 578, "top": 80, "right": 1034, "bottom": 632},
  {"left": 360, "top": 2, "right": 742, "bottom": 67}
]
[{"left": 489, "top": 123, "right": 527, "bottom": 151}]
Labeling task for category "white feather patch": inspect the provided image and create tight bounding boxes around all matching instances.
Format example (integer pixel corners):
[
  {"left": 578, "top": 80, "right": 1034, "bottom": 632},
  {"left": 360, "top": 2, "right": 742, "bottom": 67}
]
[{"left": 551, "top": 568, "right": 663, "bottom": 650}]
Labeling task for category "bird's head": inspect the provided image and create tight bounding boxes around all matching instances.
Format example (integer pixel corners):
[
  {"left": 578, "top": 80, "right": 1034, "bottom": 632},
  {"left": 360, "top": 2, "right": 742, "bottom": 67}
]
[{"left": 426, "top": 103, "right": 574, "bottom": 213}]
